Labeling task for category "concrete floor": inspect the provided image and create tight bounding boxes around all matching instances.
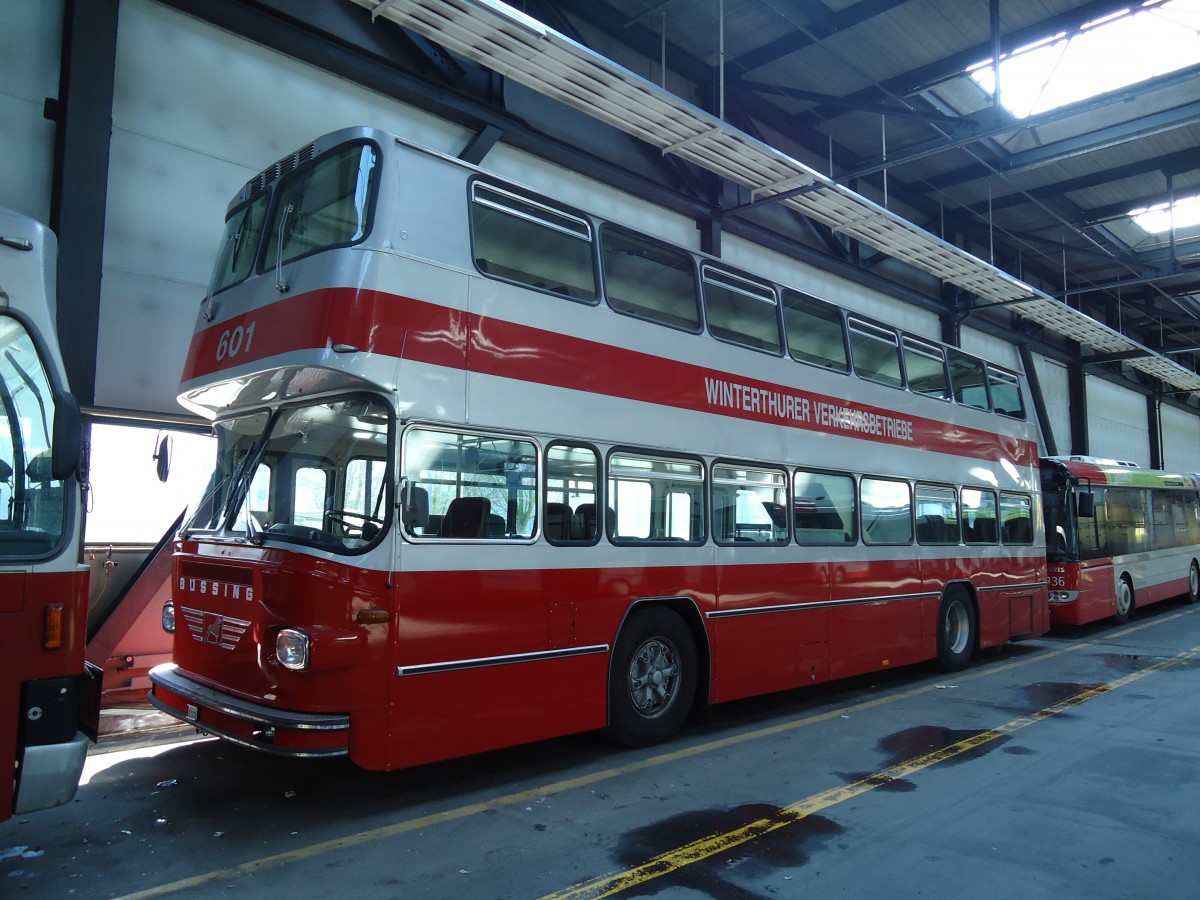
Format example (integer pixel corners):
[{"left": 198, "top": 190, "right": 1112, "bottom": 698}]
[{"left": 4, "top": 600, "right": 1199, "bottom": 899}]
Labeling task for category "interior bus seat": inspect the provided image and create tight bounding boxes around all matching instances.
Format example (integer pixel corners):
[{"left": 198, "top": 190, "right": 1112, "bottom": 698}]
[
  {"left": 544, "top": 502, "right": 573, "bottom": 541},
  {"left": 571, "top": 504, "right": 615, "bottom": 540},
  {"left": 484, "top": 513, "right": 505, "bottom": 537},
  {"left": 24, "top": 452, "right": 62, "bottom": 534},
  {"left": 438, "top": 496, "right": 490, "bottom": 538},
  {"left": 916, "top": 514, "right": 945, "bottom": 543},
  {"left": 572, "top": 503, "right": 598, "bottom": 540},
  {"left": 1003, "top": 517, "right": 1032, "bottom": 543}
]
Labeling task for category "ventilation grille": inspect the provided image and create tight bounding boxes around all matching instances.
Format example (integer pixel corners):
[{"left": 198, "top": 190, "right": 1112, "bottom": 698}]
[{"left": 243, "top": 142, "right": 317, "bottom": 198}]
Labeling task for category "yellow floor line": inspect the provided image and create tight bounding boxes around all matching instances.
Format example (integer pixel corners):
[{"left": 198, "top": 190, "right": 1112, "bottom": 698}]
[{"left": 540, "top": 642, "right": 1200, "bottom": 900}]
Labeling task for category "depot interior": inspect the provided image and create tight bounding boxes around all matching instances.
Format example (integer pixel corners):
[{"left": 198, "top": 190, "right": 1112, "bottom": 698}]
[{"left": 7, "top": 0, "right": 1200, "bottom": 729}]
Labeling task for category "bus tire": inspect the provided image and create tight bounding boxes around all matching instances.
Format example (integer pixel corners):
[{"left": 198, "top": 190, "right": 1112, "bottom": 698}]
[
  {"left": 605, "top": 607, "right": 697, "bottom": 748},
  {"left": 1187, "top": 562, "right": 1200, "bottom": 605},
  {"left": 936, "top": 588, "right": 976, "bottom": 672},
  {"left": 1113, "top": 576, "right": 1134, "bottom": 624}
]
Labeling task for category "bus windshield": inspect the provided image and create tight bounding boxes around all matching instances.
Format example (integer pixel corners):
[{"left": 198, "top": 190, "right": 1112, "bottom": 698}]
[
  {"left": 0, "top": 313, "right": 68, "bottom": 556},
  {"left": 184, "top": 396, "right": 392, "bottom": 553},
  {"left": 1042, "top": 486, "right": 1076, "bottom": 562}
]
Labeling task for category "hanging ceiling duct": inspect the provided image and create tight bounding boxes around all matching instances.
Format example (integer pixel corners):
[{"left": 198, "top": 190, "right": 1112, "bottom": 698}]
[{"left": 351, "top": 0, "right": 1200, "bottom": 395}]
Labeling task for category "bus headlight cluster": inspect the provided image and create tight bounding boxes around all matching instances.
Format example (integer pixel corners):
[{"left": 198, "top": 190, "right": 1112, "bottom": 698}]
[
  {"left": 162, "top": 600, "right": 175, "bottom": 633},
  {"left": 276, "top": 629, "right": 311, "bottom": 670},
  {"left": 1048, "top": 590, "right": 1078, "bottom": 603}
]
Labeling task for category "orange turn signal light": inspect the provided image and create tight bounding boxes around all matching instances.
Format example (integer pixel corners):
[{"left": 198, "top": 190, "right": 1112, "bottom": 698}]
[{"left": 43, "top": 603, "right": 65, "bottom": 650}]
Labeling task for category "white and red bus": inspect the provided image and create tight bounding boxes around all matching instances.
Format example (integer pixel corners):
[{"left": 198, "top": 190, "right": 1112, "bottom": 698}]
[
  {"left": 0, "top": 208, "right": 97, "bottom": 820},
  {"left": 148, "top": 127, "right": 1048, "bottom": 769},
  {"left": 1042, "top": 456, "right": 1200, "bottom": 625}
]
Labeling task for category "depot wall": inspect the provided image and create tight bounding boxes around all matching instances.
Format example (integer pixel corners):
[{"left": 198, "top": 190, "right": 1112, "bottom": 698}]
[{"left": 0, "top": 0, "right": 1192, "bottom": 469}]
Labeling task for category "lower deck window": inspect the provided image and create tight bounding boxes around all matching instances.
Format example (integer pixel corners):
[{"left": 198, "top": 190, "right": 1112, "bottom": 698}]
[
  {"left": 608, "top": 452, "right": 704, "bottom": 543},
  {"left": 404, "top": 428, "right": 537, "bottom": 539},
  {"left": 793, "top": 469, "right": 856, "bottom": 544},
  {"left": 861, "top": 477, "right": 913, "bottom": 544}
]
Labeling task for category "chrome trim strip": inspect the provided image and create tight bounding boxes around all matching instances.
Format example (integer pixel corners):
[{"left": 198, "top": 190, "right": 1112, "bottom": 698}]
[
  {"left": 397, "top": 643, "right": 609, "bottom": 676},
  {"left": 706, "top": 592, "right": 936, "bottom": 619},
  {"left": 706, "top": 582, "right": 1049, "bottom": 619},
  {"left": 977, "top": 581, "right": 1049, "bottom": 593}
]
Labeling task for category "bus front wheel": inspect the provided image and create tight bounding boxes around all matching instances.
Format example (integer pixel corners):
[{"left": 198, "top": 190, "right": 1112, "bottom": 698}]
[
  {"left": 936, "top": 589, "right": 976, "bottom": 672},
  {"left": 1187, "top": 562, "right": 1199, "bottom": 605},
  {"left": 605, "top": 607, "right": 697, "bottom": 748},
  {"left": 1113, "top": 577, "right": 1134, "bottom": 624}
]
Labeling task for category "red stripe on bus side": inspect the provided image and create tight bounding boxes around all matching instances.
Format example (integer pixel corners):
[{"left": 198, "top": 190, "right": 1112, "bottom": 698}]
[{"left": 182, "top": 288, "right": 1038, "bottom": 466}]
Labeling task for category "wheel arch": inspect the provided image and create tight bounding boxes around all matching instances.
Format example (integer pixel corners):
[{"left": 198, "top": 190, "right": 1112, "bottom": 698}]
[
  {"left": 1114, "top": 571, "right": 1136, "bottom": 622},
  {"left": 942, "top": 580, "right": 981, "bottom": 656},
  {"left": 609, "top": 596, "right": 712, "bottom": 717}
]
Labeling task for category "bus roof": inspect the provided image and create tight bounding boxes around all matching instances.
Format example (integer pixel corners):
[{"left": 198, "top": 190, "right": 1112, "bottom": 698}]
[{"left": 1042, "top": 456, "right": 1200, "bottom": 491}]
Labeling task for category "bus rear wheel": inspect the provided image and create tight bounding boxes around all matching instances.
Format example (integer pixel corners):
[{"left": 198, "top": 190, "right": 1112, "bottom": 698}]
[
  {"left": 1187, "top": 562, "right": 1199, "bottom": 605},
  {"left": 605, "top": 607, "right": 697, "bottom": 748},
  {"left": 1113, "top": 577, "right": 1134, "bottom": 624},
  {"left": 936, "top": 589, "right": 976, "bottom": 672}
]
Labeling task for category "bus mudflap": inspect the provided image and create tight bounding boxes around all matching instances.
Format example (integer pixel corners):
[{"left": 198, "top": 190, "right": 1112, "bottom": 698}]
[{"left": 13, "top": 671, "right": 96, "bottom": 814}]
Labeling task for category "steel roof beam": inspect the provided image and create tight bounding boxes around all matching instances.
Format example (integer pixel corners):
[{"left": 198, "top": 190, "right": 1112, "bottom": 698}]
[
  {"left": 354, "top": 0, "right": 1200, "bottom": 394},
  {"left": 729, "top": 0, "right": 910, "bottom": 74},
  {"left": 958, "top": 149, "right": 1200, "bottom": 217}
]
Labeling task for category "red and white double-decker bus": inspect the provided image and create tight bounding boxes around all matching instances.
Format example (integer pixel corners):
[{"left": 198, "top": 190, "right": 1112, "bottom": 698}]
[
  {"left": 148, "top": 127, "right": 1048, "bottom": 769},
  {"left": 1, "top": 208, "right": 97, "bottom": 821},
  {"left": 1042, "top": 456, "right": 1200, "bottom": 625}
]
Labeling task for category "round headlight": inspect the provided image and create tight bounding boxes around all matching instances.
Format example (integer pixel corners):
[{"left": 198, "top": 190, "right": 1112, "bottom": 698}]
[
  {"left": 162, "top": 600, "right": 176, "bottom": 633},
  {"left": 276, "top": 629, "right": 311, "bottom": 670}
]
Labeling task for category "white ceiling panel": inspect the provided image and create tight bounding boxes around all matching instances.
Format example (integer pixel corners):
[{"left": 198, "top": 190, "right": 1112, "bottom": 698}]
[
  {"left": 0, "top": 0, "right": 64, "bottom": 222},
  {"left": 98, "top": 0, "right": 472, "bottom": 415}
]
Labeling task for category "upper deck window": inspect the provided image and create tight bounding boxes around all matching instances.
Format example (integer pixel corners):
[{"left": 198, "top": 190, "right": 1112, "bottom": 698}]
[
  {"left": 849, "top": 318, "right": 904, "bottom": 388},
  {"left": 262, "top": 142, "right": 378, "bottom": 272},
  {"left": 601, "top": 226, "right": 699, "bottom": 331},
  {"left": 471, "top": 183, "right": 596, "bottom": 301},
  {"left": 902, "top": 336, "right": 950, "bottom": 400},
  {"left": 988, "top": 367, "right": 1026, "bottom": 419},
  {"left": 782, "top": 290, "right": 849, "bottom": 373},
  {"left": 208, "top": 194, "right": 268, "bottom": 296},
  {"left": 702, "top": 267, "right": 782, "bottom": 354},
  {"left": 948, "top": 349, "right": 990, "bottom": 410}
]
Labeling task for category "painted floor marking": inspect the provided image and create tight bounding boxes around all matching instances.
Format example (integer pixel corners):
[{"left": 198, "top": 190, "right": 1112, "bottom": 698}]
[
  {"left": 540, "top": 642, "right": 1200, "bottom": 900},
  {"left": 109, "top": 609, "right": 1194, "bottom": 900}
]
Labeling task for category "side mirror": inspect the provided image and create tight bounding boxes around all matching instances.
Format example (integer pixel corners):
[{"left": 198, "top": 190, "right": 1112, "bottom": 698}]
[
  {"left": 154, "top": 434, "right": 173, "bottom": 483},
  {"left": 50, "top": 391, "right": 82, "bottom": 481},
  {"left": 1076, "top": 491, "right": 1095, "bottom": 518}
]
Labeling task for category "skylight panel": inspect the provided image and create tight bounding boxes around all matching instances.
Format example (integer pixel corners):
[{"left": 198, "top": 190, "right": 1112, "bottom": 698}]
[
  {"left": 1130, "top": 193, "right": 1200, "bottom": 233},
  {"left": 969, "top": 0, "right": 1200, "bottom": 119}
]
